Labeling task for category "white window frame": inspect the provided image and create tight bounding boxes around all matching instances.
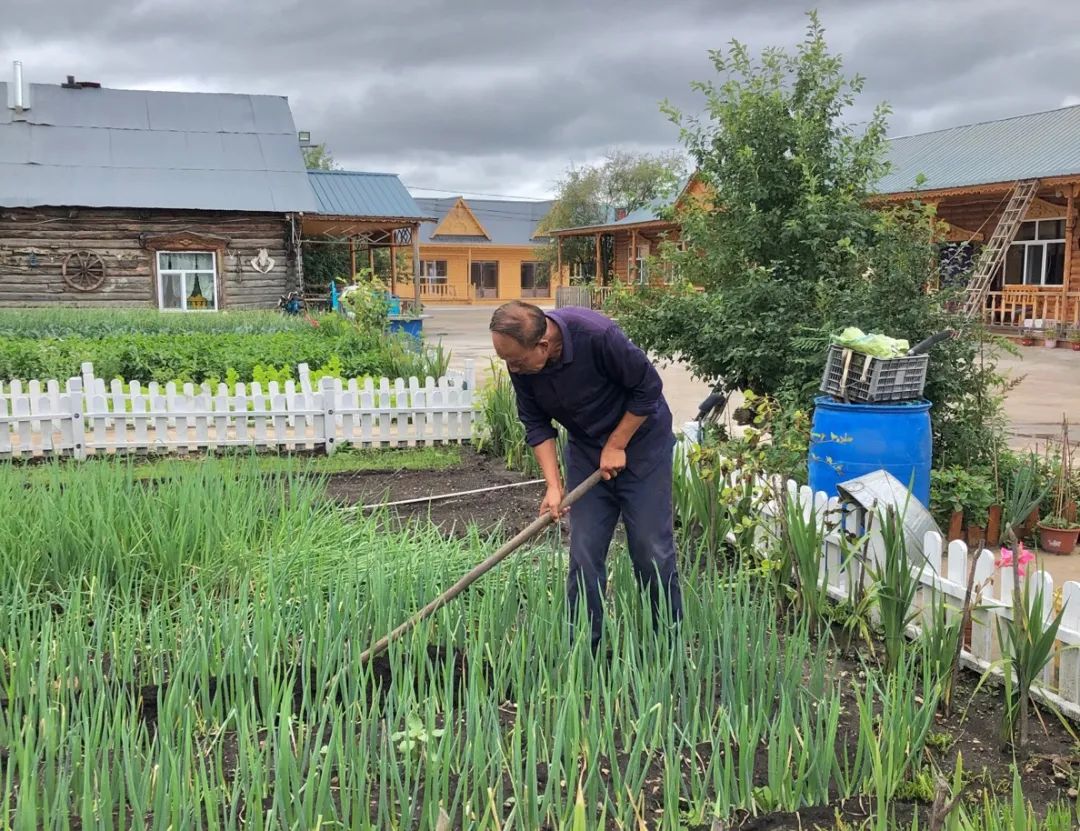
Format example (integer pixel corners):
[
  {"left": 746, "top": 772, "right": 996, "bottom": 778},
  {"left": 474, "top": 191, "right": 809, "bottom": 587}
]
[
  {"left": 1005, "top": 218, "right": 1066, "bottom": 287},
  {"left": 156, "top": 251, "right": 219, "bottom": 311},
  {"left": 634, "top": 242, "right": 650, "bottom": 285},
  {"left": 418, "top": 259, "right": 448, "bottom": 284}
]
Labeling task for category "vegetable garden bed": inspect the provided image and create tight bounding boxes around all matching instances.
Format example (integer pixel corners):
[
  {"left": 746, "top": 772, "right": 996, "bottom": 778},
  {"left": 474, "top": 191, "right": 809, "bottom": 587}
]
[{"left": 0, "top": 453, "right": 1077, "bottom": 829}]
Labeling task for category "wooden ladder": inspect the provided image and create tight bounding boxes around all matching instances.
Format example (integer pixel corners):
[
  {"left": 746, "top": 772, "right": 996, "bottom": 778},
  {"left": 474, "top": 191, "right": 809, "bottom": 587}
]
[{"left": 962, "top": 178, "right": 1040, "bottom": 319}]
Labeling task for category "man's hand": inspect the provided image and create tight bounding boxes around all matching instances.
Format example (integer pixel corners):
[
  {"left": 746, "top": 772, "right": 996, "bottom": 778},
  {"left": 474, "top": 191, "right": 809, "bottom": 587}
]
[
  {"left": 540, "top": 483, "right": 566, "bottom": 520},
  {"left": 599, "top": 445, "right": 627, "bottom": 480}
]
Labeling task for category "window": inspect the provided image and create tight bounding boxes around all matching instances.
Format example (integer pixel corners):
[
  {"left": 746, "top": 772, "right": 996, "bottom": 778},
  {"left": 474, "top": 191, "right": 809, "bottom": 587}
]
[
  {"left": 419, "top": 260, "right": 448, "bottom": 283},
  {"left": 663, "top": 239, "right": 688, "bottom": 284},
  {"left": 1003, "top": 219, "right": 1066, "bottom": 287},
  {"left": 634, "top": 242, "right": 650, "bottom": 285},
  {"left": 520, "top": 262, "right": 550, "bottom": 297},
  {"left": 157, "top": 251, "right": 217, "bottom": 311},
  {"left": 471, "top": 261, "right": 499, "bottom": 298}
]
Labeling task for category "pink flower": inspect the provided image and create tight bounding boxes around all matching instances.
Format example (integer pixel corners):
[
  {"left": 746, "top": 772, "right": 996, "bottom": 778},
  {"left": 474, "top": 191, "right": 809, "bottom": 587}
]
[{"left": 996, "top": 545, "right": 1035, "bottom": 577}]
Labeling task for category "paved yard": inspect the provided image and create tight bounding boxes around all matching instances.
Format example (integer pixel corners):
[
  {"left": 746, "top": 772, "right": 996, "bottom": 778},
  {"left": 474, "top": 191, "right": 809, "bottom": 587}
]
[{"left": 995, "top": 345, "right": 1080, "bottom": 450}]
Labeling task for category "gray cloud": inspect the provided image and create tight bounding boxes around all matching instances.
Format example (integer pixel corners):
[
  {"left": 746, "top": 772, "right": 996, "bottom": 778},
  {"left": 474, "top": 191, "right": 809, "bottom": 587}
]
[{"left": 2, "top": 0, "right": 1077, "bottom": 197}]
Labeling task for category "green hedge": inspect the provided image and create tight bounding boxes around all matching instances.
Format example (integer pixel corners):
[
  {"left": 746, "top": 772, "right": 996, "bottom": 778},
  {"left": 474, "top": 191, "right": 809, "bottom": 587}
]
[
  {"left": 0, "top": 331, "right": 394, "bottom": 384},
  {"left": 0, "top": 311, "right": 451, "bottom": 384}
]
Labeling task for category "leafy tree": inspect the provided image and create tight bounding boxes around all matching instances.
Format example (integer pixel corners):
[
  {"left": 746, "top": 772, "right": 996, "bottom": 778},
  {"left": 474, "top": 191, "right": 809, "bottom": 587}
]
[
  {"left": 303, "top": 143, "right": 339, "bottom": 171},
  {"left": 609, "top": 13, "right": 1010, "bottom": 467},
  {"left": 538, "top": 150, "right": 688, "bottom": 279}
]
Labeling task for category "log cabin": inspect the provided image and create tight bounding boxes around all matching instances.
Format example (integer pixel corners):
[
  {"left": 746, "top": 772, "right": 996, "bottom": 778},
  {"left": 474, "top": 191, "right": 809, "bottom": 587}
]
[
  {"left": 0, "top": 69, "right": 317, "bottom": 311},
  {"left": 547, "top": 174, "right": 708, "bottom": 308},
  {"left": 550, "top": 106, "right": 1080, "bottom": 334},
  {"left": 874, "top": 105, "right": 1080, "bottom": 335},
  {"left": 411, "top": 196, "right": 554, "bottom": 304}
]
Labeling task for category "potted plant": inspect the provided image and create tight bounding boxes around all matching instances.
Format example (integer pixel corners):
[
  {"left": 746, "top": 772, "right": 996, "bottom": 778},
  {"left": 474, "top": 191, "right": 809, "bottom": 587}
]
[
  {"left": 1037, "top": 418, "right": 1079, "bottom": 555},
  {"left": 931, "top": 466, "right": 996, "bottom": 544},
  {"left": 1040, "top": 514, "right": 1080, "bottom": 554},
  {"left": 1068, "top": 326, "right": 1080, "bottom": 352},
  {"left": 1043, "top": 323, "right": 1060, "bottom": 349},
  {"left": 1019, "top": 326, "right": 1036, "bottom": 347}
]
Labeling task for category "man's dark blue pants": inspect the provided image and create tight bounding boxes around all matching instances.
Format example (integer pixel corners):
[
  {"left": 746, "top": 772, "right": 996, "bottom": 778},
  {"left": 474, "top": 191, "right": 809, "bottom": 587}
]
[{"left": 564, "top": 441, "right": 683, "bottom": 649}]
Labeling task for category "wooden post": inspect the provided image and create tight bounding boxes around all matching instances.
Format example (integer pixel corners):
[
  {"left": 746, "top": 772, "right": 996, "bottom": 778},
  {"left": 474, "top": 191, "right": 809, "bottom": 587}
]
[
  {"left": 412, "top": 224, "right": 421, "bottom": 309},
  {"left": 468, "top": 246, "right": 473, "bottom": 303},
  {"left": 349, "top": 237, "right": 356, "bottom": 280},
  {"left": 556, "top": 236, "right": 563, "bottom": 286},
  {"left": 1063, "top": 186, "right": 1075, "bottom": 323},
  {"left": 368, "top": 246, "right": 375, "bottom": 278},
  {"left": 630, "top": 229, "right": 637, "bottom": 283},
  {"left": 390, "top": 237, "right": 397, "bottom": 296},
  {"left": 594, "top": 233, "right": 602, "bottom": 285}
]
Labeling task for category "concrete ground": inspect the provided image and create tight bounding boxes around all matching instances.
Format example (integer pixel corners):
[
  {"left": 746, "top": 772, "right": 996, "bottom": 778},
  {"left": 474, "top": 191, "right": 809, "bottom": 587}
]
[
  {"left": 425, "top": 305, "right": 1080, "bottom": 580},
  {"left": 995, "top": 345, "right": 1079, "bottom": 451}
]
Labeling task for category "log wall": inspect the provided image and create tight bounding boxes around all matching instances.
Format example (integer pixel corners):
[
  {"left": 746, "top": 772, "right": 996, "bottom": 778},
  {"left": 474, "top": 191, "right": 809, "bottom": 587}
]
[{"left": 0, "top": 208, "right": 296, "bottom": 310}]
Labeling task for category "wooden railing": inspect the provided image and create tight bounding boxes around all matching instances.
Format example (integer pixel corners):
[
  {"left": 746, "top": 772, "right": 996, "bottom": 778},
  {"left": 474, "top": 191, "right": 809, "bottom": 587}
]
[
  {"left": 982, "top": 289, "right": 1080, "bottom": 330},
  {"left": 419, "top": 283, "right": 457, "bottom": 300},
  {"left": 555, "top": 284, "right": 637, "bottom": 310}
]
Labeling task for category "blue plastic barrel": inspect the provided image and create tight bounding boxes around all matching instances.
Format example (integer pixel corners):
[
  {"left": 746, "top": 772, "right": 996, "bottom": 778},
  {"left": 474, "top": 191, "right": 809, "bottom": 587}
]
[
  {"left": 387, "top": 317, "right": 423, "bottom": 339},
  {"left": 807, "top": 396, "right": 932, "bottom": 506}
]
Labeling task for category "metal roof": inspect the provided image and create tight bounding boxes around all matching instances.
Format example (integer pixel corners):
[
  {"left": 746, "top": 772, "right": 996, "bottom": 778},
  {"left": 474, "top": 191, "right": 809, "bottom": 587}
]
[
  {"left": 0, "top": 82, "right": 318, "bottom": 212},
  {"left": 414, "top": 196, "right": 554, "bottom": 246},
  {"left": 878, "top": 104, "right": 1080, "bottom": 194},
  {"left": 308, "top": 170, "right": 429, "bottom": 219}
]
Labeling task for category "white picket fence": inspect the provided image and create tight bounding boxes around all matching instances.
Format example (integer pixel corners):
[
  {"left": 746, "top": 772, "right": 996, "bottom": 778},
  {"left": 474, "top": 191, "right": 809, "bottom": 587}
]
[
  {"left": 776, "top": 477, "right": 1080, "bottom": 720},
  {"left": 0, "top": 360, "right": 477, "bottom": 459}
]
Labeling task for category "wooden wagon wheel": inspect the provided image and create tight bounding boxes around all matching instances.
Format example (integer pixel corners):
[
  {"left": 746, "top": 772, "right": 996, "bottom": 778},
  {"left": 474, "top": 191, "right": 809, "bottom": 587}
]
[{"left": 62, "top": 251, "right": 107, "bottom": 291}]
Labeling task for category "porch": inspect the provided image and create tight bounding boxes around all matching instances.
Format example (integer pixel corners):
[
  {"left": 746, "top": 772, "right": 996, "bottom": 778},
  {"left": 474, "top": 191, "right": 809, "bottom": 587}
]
[
  {"left": 303, "top": 170, "right": 438, "bottom": 314},
  {"left": 982, "top": 287, "right": 1080, "bottom": 333}
]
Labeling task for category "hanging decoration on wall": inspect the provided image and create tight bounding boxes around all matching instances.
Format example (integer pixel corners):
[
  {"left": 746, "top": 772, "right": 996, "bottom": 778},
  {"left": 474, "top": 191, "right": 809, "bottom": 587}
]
[
  {"left": 250, "top": 248, "right": 276, "bottom": 274},
  {"left": 62, "top": 251, "right": 107, "bottom": 291}
]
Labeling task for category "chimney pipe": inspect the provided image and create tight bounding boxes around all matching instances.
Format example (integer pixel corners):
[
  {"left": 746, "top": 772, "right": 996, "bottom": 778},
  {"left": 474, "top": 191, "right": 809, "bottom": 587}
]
[{"left": 13, "top": 61, "right": 24, "bottom": 111}]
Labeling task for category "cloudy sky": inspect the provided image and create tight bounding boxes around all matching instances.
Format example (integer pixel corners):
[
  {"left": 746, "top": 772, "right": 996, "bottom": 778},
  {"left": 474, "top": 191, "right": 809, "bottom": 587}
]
[{"left": 3, "top": 0, "right": 1079, "bottom": 199}]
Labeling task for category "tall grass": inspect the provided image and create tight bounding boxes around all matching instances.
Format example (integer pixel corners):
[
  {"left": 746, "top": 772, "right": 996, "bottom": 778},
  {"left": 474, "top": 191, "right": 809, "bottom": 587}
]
[{"left": 0, "top": 456, "right": 964, "bottom": 829}]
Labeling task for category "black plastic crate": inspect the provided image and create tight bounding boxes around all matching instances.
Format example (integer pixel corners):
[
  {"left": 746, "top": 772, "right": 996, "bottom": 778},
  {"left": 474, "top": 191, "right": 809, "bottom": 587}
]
[{"left": 819, "top": 344, "right": 928, "bottom": 403}]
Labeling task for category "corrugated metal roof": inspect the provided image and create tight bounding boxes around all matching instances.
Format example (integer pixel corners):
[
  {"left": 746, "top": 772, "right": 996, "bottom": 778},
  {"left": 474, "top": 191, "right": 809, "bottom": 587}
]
[
  {"left": 414, "top": 196, "right": 554, "bottom": 246},
  {"left": 0, "top": 82, "right": 317, "bottom": 212},
  {"left": 307, "top": 170, "right": 429, "bottom": 219},
  {"left": 878, "top": 105, "right": 1080, "bottom": 194}
]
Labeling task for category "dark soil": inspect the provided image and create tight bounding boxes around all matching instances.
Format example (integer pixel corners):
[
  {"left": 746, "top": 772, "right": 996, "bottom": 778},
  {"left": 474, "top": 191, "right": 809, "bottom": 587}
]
[{"left": 324, "top": 448, "right": 550, "bottom": 537}]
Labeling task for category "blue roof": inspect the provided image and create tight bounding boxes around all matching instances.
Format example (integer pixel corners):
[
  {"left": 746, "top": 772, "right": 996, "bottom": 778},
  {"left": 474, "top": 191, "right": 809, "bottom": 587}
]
[
  {"left": 0, "top": 82, "right": 317, "bottom": 212},
  {"left": 308, "top": 170, "right": 428, "bottom": 219},
  {"left": 414, "top": 196, "right": 555, "bottom": 246},
  {"left": 878, "top": 104, "right": 1080, "bottom": 194}
]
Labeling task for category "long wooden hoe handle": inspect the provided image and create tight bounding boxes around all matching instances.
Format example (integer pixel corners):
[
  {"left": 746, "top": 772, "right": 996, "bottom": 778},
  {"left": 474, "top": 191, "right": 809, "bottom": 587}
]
[{"left": 359, "top": 469, "right": 604, "bottom": 664}]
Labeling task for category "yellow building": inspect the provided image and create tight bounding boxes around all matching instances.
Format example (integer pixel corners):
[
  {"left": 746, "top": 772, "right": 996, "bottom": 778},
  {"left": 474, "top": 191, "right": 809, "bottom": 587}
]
[{"left": 412, "top": 196, "right": 555, "bottom": 304}]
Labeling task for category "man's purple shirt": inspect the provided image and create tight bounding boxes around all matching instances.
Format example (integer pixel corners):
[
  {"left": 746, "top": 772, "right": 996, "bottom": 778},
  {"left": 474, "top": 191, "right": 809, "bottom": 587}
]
[{"left": 508, "top": 307, "right": 674, "bottom": 475}]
